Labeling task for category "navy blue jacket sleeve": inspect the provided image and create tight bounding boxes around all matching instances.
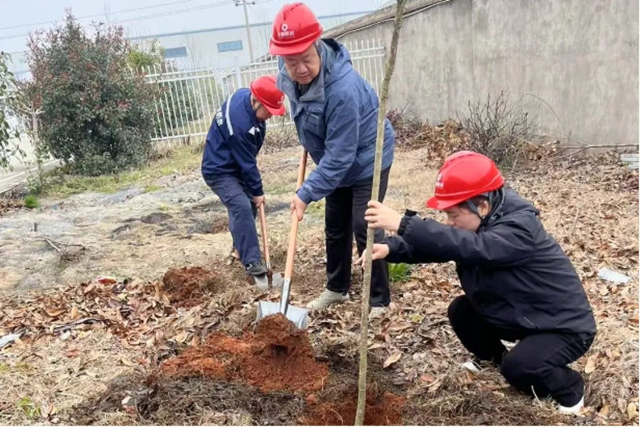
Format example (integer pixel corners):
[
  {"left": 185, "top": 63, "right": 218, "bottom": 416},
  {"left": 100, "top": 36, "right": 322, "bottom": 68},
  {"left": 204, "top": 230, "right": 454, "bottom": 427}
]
[
  {"left": 229, "top": 131, "right": 263, "bottom": 197},
  {"left": 297, "top": 93, "right": 359, "bottom": 204},
  {"left": 399, "top": 215, "right": 535, "bottom": 267},
  {"left": 384, "top": 235, "right": 450, "bottom": 264}
]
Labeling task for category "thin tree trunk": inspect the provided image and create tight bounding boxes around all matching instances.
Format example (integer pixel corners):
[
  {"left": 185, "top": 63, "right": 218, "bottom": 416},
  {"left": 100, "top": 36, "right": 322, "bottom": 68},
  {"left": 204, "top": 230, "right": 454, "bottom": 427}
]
[{"left": 355, "top": 0, "right": 407, "bottom": 425}]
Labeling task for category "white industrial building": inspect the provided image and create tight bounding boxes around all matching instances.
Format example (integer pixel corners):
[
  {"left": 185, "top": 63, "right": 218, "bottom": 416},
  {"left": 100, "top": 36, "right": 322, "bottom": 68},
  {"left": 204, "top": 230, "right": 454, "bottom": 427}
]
[
  {"left": 6, "top": 10, "right": 370, "bottom": 78},
  {"left": 128, "top": 11, "right": 370, "bottom": 69}
]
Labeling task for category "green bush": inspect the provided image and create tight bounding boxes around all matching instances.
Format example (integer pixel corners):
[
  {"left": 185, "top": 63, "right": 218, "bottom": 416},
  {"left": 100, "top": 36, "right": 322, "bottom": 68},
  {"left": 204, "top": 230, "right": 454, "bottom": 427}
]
[
  {"left": 21, "top": 13, "right": 156, "bottom": 176},
  {"left": 23, "top": 194, "right": 38, "bottom": 209}
]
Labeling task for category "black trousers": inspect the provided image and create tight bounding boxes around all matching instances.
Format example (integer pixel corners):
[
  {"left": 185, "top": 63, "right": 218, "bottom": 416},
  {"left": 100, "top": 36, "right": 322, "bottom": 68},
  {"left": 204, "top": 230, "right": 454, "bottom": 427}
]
[
  {"left": 324, "top": 168, "right": 391, "bottom": 307},
  {"left": 448, "top": 295, "right": 594, "bottom": 406}
]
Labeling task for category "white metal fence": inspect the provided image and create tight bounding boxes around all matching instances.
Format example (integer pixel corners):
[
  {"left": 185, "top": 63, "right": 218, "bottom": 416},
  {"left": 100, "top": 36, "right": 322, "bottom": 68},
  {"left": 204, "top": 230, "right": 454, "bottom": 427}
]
[{"left": 142, "top": 40, "right": 386, "bottom": 149}]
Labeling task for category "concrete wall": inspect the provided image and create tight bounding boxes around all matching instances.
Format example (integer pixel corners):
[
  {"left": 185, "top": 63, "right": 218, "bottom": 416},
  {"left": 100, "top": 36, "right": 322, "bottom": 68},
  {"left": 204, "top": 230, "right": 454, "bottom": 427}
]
[{"left": 326, "top": 0, "right": 639, "bottom": 147}]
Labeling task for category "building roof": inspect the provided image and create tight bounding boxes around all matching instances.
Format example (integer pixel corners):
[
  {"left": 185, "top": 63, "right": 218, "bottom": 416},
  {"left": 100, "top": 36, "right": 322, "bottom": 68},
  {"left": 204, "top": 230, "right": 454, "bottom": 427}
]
[
  {"left": 128, "top": 11, "right": 373, "bottom": 41},
  {"left": 323, "top": 0, "right": 447, "bottom": 39}
]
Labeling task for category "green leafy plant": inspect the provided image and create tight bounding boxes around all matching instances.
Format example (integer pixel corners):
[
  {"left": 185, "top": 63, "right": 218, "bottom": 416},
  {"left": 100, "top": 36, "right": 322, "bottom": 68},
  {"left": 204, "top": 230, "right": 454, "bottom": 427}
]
[
  {"left": 389, "top": 263, "right": 412, "bottom": 284},
  {"left": 20, "top": 13, "right": 156, "bottom": 176}
]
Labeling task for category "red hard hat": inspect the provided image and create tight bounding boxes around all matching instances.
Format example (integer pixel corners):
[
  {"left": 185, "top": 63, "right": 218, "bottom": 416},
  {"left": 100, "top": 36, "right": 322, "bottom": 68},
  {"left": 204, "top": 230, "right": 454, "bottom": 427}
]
[
  {"left": 250, "top": 75, "right": 286, "bottom": 116},
  {"left": 269, "top": 2, "right": 323, "bottom": 56},
  {"left": 426, "top": 151, "right": 505, "bottom": 210}
]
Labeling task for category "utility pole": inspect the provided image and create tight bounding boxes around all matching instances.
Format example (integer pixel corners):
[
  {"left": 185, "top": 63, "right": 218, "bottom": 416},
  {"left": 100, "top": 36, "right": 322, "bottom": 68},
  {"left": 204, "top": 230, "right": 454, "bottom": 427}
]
[{"left": 235, "top": 0, "right": 255, "bottom": 63}]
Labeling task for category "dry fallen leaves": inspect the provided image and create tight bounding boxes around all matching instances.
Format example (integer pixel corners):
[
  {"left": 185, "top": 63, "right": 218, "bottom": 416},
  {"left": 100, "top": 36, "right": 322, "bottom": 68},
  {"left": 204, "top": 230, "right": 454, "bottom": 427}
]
[
  {"left": 45, "top": 307, "right": 67, "bottom": 318},
  {"left": 584, "top": 355, "right": 597, "bottom": 374},
  {"left": 419, "top": 373, "right": 436, "bottom": 384},
  {"left": 65, "top": 348, "right": 80, "bottom": 358},
  {"left": 627, "top": 402, "right": 638, "bottom": 421},
  {"left": 383, "top": 351, "right": 402, "bottom": 368},
  {"left": 174, "top": 331, "right": 189, "bottom": 344}
]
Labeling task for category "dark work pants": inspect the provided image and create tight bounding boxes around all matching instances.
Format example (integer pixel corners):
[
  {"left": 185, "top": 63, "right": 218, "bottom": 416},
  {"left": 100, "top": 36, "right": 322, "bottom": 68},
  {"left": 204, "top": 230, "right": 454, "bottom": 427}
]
[
  {"left": 204, "top": 174, "right": 260, "bottom": 266},
  {"left": 447, "top": 295, "right": 594, "bottom": 406},
  {"left": 325, "top": 168, "right": 391, "bottom": 307}
]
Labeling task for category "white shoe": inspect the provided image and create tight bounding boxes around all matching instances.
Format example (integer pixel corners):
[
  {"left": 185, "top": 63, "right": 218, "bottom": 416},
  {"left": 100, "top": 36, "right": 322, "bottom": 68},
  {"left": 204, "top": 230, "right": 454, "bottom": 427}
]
[
  {"left": 368, "top": 306, "right": 389, "bottom": 321},
  {"left": 306, "top": 289, "right": 349, "bottom": 310},
  {"left": 460, "top": 360, "right": 481, "bottom": 373},
  {"left": 558, "top": 397, "right": 584, "bottom": 415},
  {"left": 500, "top": 339, "right": 519, "bottom": 351}
]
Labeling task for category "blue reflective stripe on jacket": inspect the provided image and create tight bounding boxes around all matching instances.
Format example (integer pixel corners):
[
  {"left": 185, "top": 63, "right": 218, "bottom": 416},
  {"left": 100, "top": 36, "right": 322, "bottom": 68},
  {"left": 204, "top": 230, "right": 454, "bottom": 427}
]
[
  {"left": 201, "top": 88, "right": 266, "bottom": 197},
  {"left": 277, "top": 39, "right": 395, "bottom": 204}
]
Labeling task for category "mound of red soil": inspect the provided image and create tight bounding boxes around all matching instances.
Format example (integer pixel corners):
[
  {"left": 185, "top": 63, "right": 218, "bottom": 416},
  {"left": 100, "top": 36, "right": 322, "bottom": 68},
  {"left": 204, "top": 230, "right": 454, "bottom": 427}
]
[
  {"left": 162, "top": 314, "right": 328, "bottom": 393},
  {"left": 162, "top": 266, "right": 221, "bottom": 307},
  {"left": 302, "top": 390, "right": 405, "bottom": 426}
]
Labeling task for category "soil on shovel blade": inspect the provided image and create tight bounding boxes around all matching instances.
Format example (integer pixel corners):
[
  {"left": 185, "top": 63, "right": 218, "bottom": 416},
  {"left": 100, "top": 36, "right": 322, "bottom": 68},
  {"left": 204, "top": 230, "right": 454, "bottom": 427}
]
[
  {"left": 162, "top": 313, "right": 328, "bottom": 393},
  {"left": 162, "top": 266, "right": 222, "bottom": 307}
]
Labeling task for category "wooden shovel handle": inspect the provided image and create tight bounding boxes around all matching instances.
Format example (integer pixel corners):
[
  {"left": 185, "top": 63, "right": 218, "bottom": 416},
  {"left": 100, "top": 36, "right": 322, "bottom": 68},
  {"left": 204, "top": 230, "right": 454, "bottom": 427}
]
[
  {"left": 284, "top": 149, "right": 308, "bottom": 280},
  {"left": 258, "top": 203, "right": 270, "bottom": 269}
]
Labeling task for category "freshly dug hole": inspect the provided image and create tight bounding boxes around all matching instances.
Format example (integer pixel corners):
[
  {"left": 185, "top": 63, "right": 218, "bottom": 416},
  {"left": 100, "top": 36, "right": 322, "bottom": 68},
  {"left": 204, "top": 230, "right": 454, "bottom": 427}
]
[
  {"left": 162, "top": 266, "right": 222, "bottom": 307},
  {"left": 302, "top": 389, "right": 405, "bottom": 425},
  {"left": 162, "top": 314, "right": 328, "bottom": 393}
]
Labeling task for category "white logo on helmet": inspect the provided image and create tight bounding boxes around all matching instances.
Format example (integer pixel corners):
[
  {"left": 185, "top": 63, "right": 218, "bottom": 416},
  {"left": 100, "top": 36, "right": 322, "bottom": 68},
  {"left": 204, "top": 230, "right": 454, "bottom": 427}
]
[
  {"left": 278, "top": 22, "right": 295, "bottom": 39},
  {"left": 435, "top": 173, "right": 444, "bottom": 189}
]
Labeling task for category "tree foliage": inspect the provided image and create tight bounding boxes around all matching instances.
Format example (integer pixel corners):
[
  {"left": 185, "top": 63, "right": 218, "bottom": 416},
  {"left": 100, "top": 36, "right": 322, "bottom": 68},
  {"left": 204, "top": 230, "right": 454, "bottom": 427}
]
[
  {"left": 0, "top": 52, "right": 21, "bottom": 171},
  {"left": 21, "top": 13, "right": 156, "bottom": 176}
]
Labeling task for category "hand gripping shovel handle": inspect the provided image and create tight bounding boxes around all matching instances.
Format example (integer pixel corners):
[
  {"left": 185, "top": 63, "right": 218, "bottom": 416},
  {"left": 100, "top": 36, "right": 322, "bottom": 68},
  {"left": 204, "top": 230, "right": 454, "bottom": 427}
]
[
  {"left": 279, "top": 149, "right": 308, "bottom": 314},
  {"left": 258, "top": 204, "right": 270, "bottom": 272}
]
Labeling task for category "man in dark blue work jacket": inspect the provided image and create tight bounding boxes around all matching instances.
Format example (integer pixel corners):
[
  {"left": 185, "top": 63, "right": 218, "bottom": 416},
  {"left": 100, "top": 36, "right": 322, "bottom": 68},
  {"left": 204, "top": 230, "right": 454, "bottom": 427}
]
[
  {"left": 269, "top": 3, "right": 396, "bottom": 319},
  {"left": 202, "top": 75, "right": 285, "bottom": 280}
]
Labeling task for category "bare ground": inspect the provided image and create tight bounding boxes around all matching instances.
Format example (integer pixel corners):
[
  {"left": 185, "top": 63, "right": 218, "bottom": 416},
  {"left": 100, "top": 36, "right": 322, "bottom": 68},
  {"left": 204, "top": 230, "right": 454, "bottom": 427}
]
[{"left": 0, "top": 146, "right": 638, "bottom": 425}]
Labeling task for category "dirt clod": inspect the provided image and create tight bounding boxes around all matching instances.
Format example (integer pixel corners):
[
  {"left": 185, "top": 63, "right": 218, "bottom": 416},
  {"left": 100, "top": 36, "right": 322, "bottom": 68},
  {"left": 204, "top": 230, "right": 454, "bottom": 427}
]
[
  {"left": 162, "top": 266, "right": 221, "bottom": 307},
  {"left": 162, "top": 314, "right": 329, "bottom": 393}
]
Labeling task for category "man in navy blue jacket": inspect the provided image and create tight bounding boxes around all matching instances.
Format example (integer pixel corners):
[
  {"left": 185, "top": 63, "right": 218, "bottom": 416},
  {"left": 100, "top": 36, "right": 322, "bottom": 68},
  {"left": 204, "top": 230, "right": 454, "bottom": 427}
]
[
  {"left": 202, "top": 75, "right": 285, "bottom": 279},
  {"left": 361, "top": 151, "right": 596, "bottom": 414},
  {"left": 270, "top": 3, "right": 395, "bottom": 317}
]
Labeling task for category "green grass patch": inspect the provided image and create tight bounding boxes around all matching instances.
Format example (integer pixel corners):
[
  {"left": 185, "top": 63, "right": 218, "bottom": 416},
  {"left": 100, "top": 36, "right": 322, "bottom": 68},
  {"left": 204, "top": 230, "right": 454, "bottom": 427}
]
[
  {"left": 143, "top": 184, "right": 163, "bottom": 193},
  {"left": 17, "top": 397, "right": 39, "bottom": 419},
  {"left": 14, "top": 362, "right": 34, "bottom": 373},
  {"left": 42, "top": 146, "right": 200, "bottom": 198},
  {"left": 306, "top": 199, "right": 326, "bottom": 219},
  {"left": 23, "top": 194, "right": 39, "bottom": 209},
  {"left": 389, "top": 263, "right": 412, "bottom": 284},
  {"left": 264, "top": 182, "right": 296, "bottom": 195}
]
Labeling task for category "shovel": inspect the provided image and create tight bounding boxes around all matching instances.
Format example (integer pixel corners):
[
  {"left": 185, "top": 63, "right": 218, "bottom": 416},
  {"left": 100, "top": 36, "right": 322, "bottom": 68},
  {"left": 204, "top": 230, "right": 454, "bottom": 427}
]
[
  {"left": 256, "top": 149, "right": 309, "bottom": 329},
  {"left": 258, "top": 203, "right": 283, "bottom": 288}
]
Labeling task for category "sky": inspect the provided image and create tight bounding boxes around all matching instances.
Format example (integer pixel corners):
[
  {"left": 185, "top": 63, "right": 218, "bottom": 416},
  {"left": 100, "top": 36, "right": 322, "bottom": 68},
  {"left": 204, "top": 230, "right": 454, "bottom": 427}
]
[{"left": 0, "top": 0, "right": 388, "bottom": 54}]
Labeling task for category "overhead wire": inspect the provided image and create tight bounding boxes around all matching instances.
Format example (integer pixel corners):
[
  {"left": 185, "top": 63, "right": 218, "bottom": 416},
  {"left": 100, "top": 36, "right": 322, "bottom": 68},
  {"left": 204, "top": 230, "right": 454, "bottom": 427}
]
[{"left": 0, "top": 0, "right": 236, "bottom": 41}]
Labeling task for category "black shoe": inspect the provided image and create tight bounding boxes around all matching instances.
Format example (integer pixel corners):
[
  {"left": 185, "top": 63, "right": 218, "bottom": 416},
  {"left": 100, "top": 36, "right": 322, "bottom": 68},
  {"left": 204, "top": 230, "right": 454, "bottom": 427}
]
[{"left": 245, "top": 262, "right": 268, "bottom": 277}]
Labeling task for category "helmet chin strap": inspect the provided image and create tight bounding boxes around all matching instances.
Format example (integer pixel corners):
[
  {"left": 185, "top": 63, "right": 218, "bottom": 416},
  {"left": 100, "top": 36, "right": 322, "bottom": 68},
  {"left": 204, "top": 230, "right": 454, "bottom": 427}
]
[
  {"left": 464, "top": 199, "right": 483, "bottom": 218},
  {"left": 465, "top": 189, "right": 505, "bottom": 222}
]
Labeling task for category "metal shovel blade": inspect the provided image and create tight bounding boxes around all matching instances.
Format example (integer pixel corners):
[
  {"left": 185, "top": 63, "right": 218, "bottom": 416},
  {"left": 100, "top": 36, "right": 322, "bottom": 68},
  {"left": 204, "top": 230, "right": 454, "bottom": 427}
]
[
  {"left": 253, "top": 274, "right": 269, "bottom": 290},
  {"left": 270, "top": 272, "right": 284, "bottom": 288},
  {"left": 256, "top": 301, "right": 309, "bottom": 329}
]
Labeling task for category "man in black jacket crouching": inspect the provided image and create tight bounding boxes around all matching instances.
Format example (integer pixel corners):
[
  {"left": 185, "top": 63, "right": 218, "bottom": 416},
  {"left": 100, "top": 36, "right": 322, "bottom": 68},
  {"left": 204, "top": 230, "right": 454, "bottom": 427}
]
[{"left": 359, "top": 151, "right": 596, "bottom": 414}]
